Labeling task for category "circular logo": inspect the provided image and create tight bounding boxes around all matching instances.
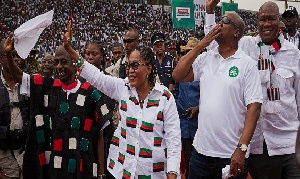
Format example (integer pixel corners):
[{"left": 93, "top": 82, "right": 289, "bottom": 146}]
[{"left": 229, "top": 66, "right": 239, "bottom": 77}]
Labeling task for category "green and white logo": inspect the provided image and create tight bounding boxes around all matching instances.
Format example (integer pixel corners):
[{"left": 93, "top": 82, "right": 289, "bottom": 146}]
[{"left": 229, "top": 66, "right": 239, "bottom": 77}]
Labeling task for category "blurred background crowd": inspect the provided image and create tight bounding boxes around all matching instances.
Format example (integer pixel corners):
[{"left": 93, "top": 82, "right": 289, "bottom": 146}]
[{"left": 0, "top": 0, "right": 259, "bottom": 62}]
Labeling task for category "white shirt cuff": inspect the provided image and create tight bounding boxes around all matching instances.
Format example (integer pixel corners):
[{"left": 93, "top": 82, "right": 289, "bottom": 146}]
[{"left": 205, "top": 13, "right": 216, "bottom": 26}]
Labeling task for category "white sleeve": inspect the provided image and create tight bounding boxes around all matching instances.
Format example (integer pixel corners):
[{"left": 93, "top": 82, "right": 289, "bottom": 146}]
[
  {"left": 204, "top": 13, "right": 216, "bottom": 34},
  {"left": 244, "top": 61, "right": 263, "bottom": 106},
  {"left": 81, "top": 61, "right": 124, "bottom": 101},
  {"left": 20, "top": 72, "right": 30, "bottom": 97},
  {"left": 204, "top": 13, "right": 219, "bottom": 51},
  {"left": 163, "top": 95, "right": 181, "bottom": 174}
]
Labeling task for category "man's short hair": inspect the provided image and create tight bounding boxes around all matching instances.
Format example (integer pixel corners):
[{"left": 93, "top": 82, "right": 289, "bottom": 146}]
[
  {"left": 126, "top": 28, "right": 140, "bottom": 39},
  {"left": 111, "top": 42, "right": 123, "bottom": 50}
]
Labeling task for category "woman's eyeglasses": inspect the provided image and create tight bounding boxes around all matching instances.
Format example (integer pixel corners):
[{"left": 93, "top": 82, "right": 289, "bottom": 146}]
[
  {"left": 123, "top": 39, "right": 136, "bottom": 44},
  {"left": 125, "top": 61, "right": 147, "bottom": 70},
  {"left": 221, "top": 16, "right": 238, "bottom": 28}
]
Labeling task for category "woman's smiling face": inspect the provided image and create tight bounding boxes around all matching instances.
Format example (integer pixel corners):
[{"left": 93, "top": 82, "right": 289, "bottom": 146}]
[{"left": 126, "top": 50, "right": 151, "bottom": 89}]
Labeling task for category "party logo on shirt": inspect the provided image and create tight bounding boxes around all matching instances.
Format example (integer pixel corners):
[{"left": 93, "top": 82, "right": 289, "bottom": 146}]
[
  {"left": 121, "top": 127, "right": 126, "bottom": 138},
  {"left": 118, "top": 152, "right": 125, "bottom": 164},
  {"left": 139, "top": 148, "right": 152, "bottom": 158},
  {"left": 162, "top": 89, "right": 171, "bottom": 100},
  {"left": 123, "top": 169, "right": 131, "bottom": 179},
  {"left": 120, "top": 100, "right": 127, "bottom": 111},
  {"left": 108, "top": 158, "right": 115, "bottom": 169},
  {"left": 229, "top": 66, "right": 239, "bottom": 78},
  {"left": 157, "top": 111, "right": 164, "bottom": 121},
  {"left": 129, "top": 96, "right": 139, "bottom": 105},
  {"left": 146, "top": 99, "right": 160, "bottom": 108},
  {"left": 140, "top": 121, "right": 154, "bottom": 132},
  {"left": 126, "top": 117, "right": 137, "bottom": 128},
  {"left": 111, "top": 136, "right": 120, "bottom": 147},
  {"left": 153, "top": 162, "right": 164, "bottom": 172},
  {"left": 154, "top": 137, "right": 163, "bottom": 147},
  {"left": 126, "top": 144, "right": 135, "bottom": 155}
]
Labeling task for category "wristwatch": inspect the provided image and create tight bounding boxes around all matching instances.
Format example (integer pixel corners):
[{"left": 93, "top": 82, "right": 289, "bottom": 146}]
[
  {"left": 167, "top": 171, "right": 178, "bottom": 176},
  {"left": 237, "top": 143, "right": 248, "bottom": 152}
]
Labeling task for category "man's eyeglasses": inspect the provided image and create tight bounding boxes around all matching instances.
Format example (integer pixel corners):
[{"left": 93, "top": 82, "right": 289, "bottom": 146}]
[
  {"left": 53, "top": 59, "right": 69, "bottom": 66},
  {"left": 221, "top": 16, "right": 238, "bottom": 28},
  {"left": 123, "top": 39, "right": 136, "bottom": 44},
  {"left": 42, "top": 60, "right": 54, "bottom": 65},
  {"left": 125, "top": 61, "right": 147, "bottom": 70}
]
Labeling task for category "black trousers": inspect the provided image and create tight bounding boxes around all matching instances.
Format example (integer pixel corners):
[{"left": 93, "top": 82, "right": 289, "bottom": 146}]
[{"left": 249, "top": 141, "right": 300, "bottom": 179}]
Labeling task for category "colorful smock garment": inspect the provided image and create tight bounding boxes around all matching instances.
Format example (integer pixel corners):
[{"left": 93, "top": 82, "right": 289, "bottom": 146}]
[
  {"left": 21, "top": 75, "right": 114, "bottom": 179},
  {"left": 81, "top": 61, "right": 181, "bottom": 179}
]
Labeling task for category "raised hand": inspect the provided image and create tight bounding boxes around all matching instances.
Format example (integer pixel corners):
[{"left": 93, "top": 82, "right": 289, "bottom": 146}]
[
  {"left": 206, "top": 0, "right": 220, "bottom": 14},
  {"left": 63, "top": 20, "right": 72, "bottom": 49},
  {"left": 62, "top": 20, "right": 79, "bottom": 63},
  {"left": 4, "top": 32, "right": 14, "bottom": 53},
  {"left": 199, "top": 23, "right": 221, "bottom": 48}
]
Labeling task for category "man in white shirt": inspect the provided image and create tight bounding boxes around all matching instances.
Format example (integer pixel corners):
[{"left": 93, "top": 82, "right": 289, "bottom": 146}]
[
  {"left": 172, "top": 10, "right": 263, "bottom": 178},
  {"left": 205, "top": 0, "right": 300, "bottom": 178}
]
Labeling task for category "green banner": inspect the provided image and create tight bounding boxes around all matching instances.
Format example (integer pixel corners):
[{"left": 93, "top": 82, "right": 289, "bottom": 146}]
[
  {"left": 172, "top": 0, "right": 195, "bottom": 29},
  {"left": 222, "top": 2, "right": 238, "bottom": 15}
]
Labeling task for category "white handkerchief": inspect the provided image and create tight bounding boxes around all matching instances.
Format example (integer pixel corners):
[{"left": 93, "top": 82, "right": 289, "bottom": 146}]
[
  {"left": 222, "top": 165, "right": 233, "bottom": 179},
  {"left": 54, "top": 156, "right": 62, "bottom": 169},
  {"left": 14, "top": 10, "right": 54, "bottom": 59},
  {"left": 76, "top": 94, "right": 86, "bottom": 106}
]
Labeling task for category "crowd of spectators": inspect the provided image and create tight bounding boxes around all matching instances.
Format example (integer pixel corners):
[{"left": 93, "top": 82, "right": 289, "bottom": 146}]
[{"left": 0, "top": 0, "right": 261, "bottom": 60}]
